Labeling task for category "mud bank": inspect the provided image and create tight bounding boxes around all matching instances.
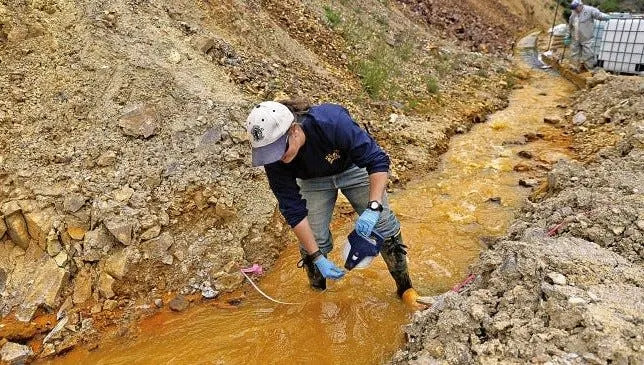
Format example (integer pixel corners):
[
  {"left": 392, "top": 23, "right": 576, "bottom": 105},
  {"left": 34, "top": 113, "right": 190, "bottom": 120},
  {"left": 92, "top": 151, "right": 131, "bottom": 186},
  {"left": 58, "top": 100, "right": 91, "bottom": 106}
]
[{"left": 393, "top": 76, "right": 643, "bottom": 364}]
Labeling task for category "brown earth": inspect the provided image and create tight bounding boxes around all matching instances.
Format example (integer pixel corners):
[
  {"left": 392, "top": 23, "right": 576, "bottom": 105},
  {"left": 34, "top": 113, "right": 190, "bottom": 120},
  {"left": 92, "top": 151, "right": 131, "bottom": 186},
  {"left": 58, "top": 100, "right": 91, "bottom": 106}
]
[{"left": 0, "top": 0, "right": 555, "bottom": 361}]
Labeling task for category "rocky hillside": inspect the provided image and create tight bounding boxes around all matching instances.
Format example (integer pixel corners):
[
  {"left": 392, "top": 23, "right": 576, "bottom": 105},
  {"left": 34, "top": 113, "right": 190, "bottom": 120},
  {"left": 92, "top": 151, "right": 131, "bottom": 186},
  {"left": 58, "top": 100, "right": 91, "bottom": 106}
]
[{"left": 0, "top": 0, "right": 555, "bottom": 360}]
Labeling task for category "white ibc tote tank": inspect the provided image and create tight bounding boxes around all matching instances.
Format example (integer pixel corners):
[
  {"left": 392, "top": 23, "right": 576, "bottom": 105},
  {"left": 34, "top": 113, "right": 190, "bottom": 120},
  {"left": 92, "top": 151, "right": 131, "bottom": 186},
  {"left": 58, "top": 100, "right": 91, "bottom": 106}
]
[{"left": 596, "top": 15, "right": 644, "bottom": 75}]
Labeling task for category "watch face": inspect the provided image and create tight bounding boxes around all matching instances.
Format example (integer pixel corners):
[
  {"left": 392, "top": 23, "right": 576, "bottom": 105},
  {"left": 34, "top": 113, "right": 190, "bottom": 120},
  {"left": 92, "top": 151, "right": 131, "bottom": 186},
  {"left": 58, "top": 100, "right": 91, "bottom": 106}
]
[{"left": 370, "top": 201, "right": 380, "bottom": 210}]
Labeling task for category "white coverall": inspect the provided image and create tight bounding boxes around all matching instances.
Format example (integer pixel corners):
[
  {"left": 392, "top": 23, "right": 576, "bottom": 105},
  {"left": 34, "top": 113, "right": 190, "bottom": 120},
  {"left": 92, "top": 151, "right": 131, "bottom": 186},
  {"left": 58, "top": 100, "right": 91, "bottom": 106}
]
[{"left": 568, "top": 5, "right": 610, "bottom": 69}]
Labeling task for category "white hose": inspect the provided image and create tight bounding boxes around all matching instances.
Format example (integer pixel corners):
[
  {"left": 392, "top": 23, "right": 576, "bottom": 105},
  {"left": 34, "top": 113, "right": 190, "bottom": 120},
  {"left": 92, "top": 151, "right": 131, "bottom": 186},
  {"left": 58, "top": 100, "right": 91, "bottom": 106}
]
[{"left": 240, "top": 271, "right": 302, "bottom": 305}]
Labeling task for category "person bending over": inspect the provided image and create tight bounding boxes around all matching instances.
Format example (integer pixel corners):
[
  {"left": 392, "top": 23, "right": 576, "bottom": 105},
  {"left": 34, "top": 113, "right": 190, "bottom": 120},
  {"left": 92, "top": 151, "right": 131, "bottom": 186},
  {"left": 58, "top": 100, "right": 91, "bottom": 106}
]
[{"left": 245, "top": 99, "right": 418, "bottom": 302}]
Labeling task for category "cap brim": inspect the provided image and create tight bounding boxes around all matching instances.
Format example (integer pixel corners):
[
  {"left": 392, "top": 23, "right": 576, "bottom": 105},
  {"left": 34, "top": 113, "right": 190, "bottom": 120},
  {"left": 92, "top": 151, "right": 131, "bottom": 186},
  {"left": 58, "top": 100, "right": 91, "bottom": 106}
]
[{"left": 251, "top": 133, "right": 288, "bottom": 167}]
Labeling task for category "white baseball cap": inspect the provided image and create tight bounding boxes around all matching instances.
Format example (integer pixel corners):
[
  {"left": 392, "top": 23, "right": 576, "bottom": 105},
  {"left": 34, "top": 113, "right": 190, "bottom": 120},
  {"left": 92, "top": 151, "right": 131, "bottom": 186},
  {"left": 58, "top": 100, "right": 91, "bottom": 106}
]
[{"left": 246, "top": 101, "right": 294, "bottom": 167}]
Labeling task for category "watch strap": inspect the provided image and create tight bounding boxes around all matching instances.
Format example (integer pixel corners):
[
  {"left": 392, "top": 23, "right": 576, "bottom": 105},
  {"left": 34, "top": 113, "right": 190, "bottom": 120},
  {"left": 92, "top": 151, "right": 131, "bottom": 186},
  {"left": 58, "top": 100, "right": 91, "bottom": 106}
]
[{"left": 307, "top": 250, "right": 323, "bottom": 262}]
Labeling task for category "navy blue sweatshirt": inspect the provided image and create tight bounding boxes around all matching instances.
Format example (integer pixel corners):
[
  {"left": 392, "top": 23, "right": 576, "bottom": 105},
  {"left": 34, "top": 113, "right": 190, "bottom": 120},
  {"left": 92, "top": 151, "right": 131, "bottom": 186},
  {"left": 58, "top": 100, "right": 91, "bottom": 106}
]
[{"left": 264, "top": 103, "right": 390, "bottom": 228}]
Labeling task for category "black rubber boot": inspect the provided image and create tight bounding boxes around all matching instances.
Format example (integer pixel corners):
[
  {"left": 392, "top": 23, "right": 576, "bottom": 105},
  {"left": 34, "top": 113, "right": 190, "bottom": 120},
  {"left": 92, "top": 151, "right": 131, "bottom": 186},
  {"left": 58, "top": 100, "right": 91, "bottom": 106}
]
[
  {"left": 381, "top": 231, "right": 413, "bottom": 297},
  {"left": 298, "top": 255, "right": 326, "bottom": 291}
]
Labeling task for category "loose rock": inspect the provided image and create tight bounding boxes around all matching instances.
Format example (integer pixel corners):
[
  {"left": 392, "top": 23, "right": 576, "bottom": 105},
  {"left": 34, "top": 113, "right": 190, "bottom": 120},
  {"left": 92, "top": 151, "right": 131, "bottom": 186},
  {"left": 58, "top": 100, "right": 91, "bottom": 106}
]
[
  {"left": 543, "top": 116, "right": 561, "bottom": 125},
  {"left": 141, "top": 232, "right": 173, "bottom": 260},
  {"left": 573, "top": 111, "right": 586, "bottom": 125},
  {"left": 118, "top": 104, "right": 159, "bottom": 139},
  {"left": 0, "top": 342, "right": 33, "bottom": 364},
  {"left": 168, "top": 295, "right": 189, "bottom": 312},
  {"left": 519, "top": 178, "right": 538, "bottom": 187},
  {"left": 547, "top": 272, "right": 567, "bottom": 285},
  {"left": 73, "top": 269, "right": 93, "bottom": 305},
  {"left": 98, "top": 272, "right": 116, "bottom": 299},
  {"left": 4, "top": 211, "right": 30, "bottom": 249},
  {"left": 104, "top": 217, "right": 133, "bottom": 246}
]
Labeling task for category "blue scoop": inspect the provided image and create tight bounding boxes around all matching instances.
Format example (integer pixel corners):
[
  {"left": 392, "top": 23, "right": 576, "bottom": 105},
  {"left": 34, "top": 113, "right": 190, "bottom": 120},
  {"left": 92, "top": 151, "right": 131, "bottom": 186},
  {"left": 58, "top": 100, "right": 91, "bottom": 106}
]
[{"left": 343, "top": 230, "right": 384, "bottom": 270}]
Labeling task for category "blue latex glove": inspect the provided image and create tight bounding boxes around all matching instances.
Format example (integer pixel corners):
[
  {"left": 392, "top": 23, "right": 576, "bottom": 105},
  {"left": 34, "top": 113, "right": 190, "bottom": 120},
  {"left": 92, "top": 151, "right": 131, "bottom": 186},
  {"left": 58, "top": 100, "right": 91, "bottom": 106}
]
[
  {"left": 314, "top": 256, "right": 345, "bottom": 279},
  {"left": 355, "top": 209, "right": 380, "bottom": 237}
]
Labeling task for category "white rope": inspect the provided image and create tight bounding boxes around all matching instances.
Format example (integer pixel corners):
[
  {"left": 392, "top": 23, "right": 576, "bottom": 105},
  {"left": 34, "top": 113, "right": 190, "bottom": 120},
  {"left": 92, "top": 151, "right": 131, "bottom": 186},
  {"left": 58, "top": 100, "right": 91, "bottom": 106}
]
[{"left": 240, "top": 271, "right": 302, "bottom": 305}]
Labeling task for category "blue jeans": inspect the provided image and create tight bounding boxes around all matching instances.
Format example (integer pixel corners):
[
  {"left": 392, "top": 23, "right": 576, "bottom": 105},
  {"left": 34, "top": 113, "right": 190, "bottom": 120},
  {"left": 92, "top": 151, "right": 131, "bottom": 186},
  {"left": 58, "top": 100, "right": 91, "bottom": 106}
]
[{"left": 296, "top": 165, "right": 401, "bottom": 256}]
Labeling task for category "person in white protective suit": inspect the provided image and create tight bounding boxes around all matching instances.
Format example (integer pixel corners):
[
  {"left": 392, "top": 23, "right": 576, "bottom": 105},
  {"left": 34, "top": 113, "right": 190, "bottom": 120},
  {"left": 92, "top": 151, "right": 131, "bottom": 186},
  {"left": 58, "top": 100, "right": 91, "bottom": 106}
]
[{"left": 565, "top": 0, "right": 610, "bottom": 71}]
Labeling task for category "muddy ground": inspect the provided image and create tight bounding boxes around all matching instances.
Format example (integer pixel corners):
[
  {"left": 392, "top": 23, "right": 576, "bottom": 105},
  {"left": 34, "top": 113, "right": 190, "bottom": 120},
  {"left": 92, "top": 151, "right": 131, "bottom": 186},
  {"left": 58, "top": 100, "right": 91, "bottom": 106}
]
[{"left": 393, "top": 75, "right": 643, "bottom": 364}]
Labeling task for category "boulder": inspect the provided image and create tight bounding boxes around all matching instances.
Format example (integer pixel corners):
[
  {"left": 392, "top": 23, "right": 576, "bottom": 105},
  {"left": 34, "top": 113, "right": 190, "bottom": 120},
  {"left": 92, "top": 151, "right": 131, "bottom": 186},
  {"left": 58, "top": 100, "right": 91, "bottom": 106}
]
[
  {"left": 141, "top": 232, "right": 173, "bottom": 260},
  {"left": 82, "top": 226, "right": 115, "bottom": 262},
  {"left": 63, "top": 195, "right": 86, "bottom": 213},
  {"left": 139, "top": 224, "right": 161, "bottom": 240},
  {"left": 104, "top": 247, "right": 139, "bottom": 279},
  {"left": 0, "top": 342, "right": 33, "bottom": 364},
  {"left": 72, "top": 269, "right": 92, "bottom": 305},
  {"left": 4, "top": 211, "right": 30, "bottom": 249},
  {"left": 0, "top": 201, "right": 21, "bottom": 216},
  {"left": 118, "top": 104, "right": 159, "bottom": 139},
  {"left": 98, "top": 272, "right": 115, "bottom": 299},
  {"left": 104, "top": 217, "right": 133, "bottom": 246},
  {"left": 24, "top": 208, "right": 55, "bottom": 247},
  {"left": 23, "top": 257, "right": 69, "bottom": 310}
]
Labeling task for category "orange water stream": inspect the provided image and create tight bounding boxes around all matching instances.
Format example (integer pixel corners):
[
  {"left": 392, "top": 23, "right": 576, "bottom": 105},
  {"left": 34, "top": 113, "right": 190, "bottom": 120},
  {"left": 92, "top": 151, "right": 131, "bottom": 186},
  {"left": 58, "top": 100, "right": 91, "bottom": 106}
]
[{"left": 48, "top": 72, "right": 574, "bottom": 365}]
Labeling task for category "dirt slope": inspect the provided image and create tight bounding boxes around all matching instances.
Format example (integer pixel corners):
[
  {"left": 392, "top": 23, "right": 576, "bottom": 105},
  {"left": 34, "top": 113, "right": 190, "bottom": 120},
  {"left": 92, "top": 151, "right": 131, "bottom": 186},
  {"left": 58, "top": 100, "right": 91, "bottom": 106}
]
[{"left": 0, "top": 0, "right": 554, "bottom": 360}]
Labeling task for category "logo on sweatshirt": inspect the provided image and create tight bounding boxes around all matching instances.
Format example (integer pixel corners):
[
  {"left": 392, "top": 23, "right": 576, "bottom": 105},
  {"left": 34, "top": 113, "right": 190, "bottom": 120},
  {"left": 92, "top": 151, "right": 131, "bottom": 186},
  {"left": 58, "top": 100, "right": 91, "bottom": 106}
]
[{"left": 325, "top": 150, "right": 340, "bottom": 164}]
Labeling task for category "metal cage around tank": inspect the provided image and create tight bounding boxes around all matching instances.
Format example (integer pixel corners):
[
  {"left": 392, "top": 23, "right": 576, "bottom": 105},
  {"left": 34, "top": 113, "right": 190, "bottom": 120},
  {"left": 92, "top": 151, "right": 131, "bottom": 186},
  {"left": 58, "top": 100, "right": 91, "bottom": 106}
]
[{"left": 592, "top": 14, "right": 644, "bottom": 75}]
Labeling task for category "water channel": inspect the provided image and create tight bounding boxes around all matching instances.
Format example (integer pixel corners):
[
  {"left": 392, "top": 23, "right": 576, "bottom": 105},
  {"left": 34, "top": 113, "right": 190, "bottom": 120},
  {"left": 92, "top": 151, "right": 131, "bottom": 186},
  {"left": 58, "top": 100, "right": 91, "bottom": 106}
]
[{"left": 48, "top": 58, "right": 575, "bottom": 365}]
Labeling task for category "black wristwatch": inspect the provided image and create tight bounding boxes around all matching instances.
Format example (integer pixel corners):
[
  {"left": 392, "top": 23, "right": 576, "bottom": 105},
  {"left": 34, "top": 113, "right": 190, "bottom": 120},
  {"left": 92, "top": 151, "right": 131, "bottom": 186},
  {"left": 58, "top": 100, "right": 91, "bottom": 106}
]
[
  {"left": 367, "top": 200, "right": 383, "bottom": 212},
  {"left": 307, "top": 250, "right": 323, "bottom": 262}
]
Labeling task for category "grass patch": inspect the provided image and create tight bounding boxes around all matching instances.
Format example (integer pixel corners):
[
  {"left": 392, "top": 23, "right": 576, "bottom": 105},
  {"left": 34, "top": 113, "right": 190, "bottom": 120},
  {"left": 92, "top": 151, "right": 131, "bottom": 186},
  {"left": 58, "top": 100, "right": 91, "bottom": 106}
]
[
  {"left": 397, "top": 41, "right": 414, "bottom": 62},
  {"left": 356, "top": 57, "right": 391, "bottom": 98},
  {"left": 599, "top": 0, "right": 620, "bottom": 12},
  {"left": 425, "top": 76, "right": 439, "bottom": 94},
  {"left": 504, "top": 73, "right": 517, "bottom": 89},
  {"left": 476, "top": 69, "right": 489, "bottom": 78},
  {"left": 324, "top": 6, "right": 342, "bottom": 28}
]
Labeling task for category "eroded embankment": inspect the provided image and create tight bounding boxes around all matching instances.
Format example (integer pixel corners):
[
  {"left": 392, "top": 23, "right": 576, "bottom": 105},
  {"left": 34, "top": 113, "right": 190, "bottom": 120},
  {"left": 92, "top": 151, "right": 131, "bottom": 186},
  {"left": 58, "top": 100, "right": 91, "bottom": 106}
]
[{"left": 393, "top": 75, "right": 643, "bottom": 364}]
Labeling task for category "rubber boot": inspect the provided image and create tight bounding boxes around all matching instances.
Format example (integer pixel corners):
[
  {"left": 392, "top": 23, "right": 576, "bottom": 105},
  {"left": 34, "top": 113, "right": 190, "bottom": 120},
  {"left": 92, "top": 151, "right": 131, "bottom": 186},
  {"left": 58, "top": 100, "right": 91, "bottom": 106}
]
[
  {"left": 298, "top": 254, "right": 326, "bottom": 291},
  {"left": 381, "top": 231, "right": 413, "bottom": 298}
]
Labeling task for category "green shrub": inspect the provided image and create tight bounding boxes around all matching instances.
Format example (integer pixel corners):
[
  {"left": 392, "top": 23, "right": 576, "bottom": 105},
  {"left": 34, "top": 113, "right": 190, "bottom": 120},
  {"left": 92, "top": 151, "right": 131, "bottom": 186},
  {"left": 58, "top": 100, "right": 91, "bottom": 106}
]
[
  {"left": 425, "top": 76, "right": 439, "bottom": 94},
  {"left": 599, "top": 0, "right": 620, "bottom": 12},
  {"left": 397, "top": 41, "right": 414, "bottom": 62},
  {"left": 357, "top": 58, "right": 390, "bottom": 97},
  {"left": 324, "top": 6, "right": 342, "bottom": 28},
  {"left": 476, "top": 69, "right": 489, "bottom": 78}
]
